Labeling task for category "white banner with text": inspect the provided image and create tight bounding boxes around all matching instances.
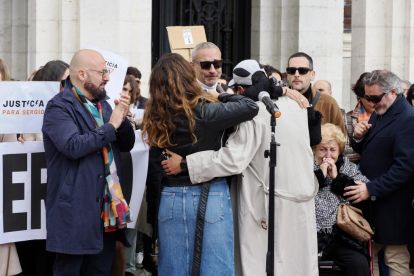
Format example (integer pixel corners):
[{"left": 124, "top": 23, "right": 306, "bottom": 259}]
[
  {"left": 0, "top": 133, "right": 148, "bottom": 244},
  {"left": 0, "top": 82, "right": 59, "bottom": 134},
  {"left": 86, "top": 45, "right": 129, "bottom": 108}
]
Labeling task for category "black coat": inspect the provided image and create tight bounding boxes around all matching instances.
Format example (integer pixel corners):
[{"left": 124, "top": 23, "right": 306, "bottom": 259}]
[
  {"left": 146, "top": 93, "right": 259, "bottom": 222},
  {"left": 352, "top": 95, "right": 414, "bottom": 244}
]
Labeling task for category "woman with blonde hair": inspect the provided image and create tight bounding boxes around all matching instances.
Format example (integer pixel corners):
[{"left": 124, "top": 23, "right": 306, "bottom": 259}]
[
  {"left": 143, "top": 53, "right": 258, "bottom": 276},
  {"left": 313, "top": 123, "right": 371, "bottom": 276}
]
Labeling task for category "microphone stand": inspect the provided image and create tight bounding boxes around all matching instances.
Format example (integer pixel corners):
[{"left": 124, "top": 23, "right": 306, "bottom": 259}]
[{"left": 265, "top": 114, "right": 280, "bottom": 276}]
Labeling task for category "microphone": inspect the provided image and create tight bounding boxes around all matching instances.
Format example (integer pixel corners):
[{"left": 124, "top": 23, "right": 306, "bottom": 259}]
[{"left": 258, "top": 91, "right": 281, "bottom": 118}]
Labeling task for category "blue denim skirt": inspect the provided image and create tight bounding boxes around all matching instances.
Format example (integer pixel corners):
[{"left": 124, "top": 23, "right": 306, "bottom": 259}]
[{"left": 158, "top": 178, "right": 234, "bottom": 276}]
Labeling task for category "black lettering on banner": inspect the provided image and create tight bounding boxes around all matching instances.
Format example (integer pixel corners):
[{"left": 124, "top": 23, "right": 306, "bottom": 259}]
[
  {"left": 3, "top": 154, "right": 27, "bottom": 232},
  {"left": 31, "top": 152, "right": 47, "bottom": 229},
  {"left": 120, "top": 152, "right": 133, "bottom": 205}
]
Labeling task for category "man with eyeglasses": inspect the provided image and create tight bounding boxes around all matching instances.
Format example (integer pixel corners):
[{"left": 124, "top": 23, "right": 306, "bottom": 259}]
[
  {"left": 190, "top": 42, "right": 226, "bottom": 93},
  {"left": 286, "top": 52, "right": 345, "bottom": 134},
  {"left": 347, "top": 70, "right": 414, "bottom": 275},
  {"left": 42, "top": 49, "right": 135, "bottom": 275}
]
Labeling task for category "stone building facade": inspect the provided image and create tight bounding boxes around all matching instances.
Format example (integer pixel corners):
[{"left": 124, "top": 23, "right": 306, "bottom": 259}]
[{"left": 1, "top": 0, "right": 414, "bottom": 111}]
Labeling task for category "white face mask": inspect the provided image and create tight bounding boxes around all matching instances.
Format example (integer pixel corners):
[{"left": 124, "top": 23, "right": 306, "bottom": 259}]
[{"left": 197, "top": 78, "right": 217, "bottom": 93}]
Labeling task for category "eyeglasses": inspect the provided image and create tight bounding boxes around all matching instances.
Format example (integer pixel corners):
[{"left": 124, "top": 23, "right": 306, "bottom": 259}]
[
  {"left": 193, "top": 59, "right": 223, "bottom": 70},
  {"left": 363, "top": 93, "right": 387, "bottom": 103},
  {"left": 286, "top": 67, "right": 312, "bottom": 75},
  {"left": 86, "top": 68, "right": 111, "bottom": 79}
]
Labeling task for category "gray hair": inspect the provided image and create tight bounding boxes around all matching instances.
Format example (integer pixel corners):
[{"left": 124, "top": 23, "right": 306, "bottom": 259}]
[
  {"left": 191, "top": 42, "right": 221, "bottom": 61},
  {"left": 363, "top": 70, "right": 404, "bottom": 95},
  {"left": 402, "top": 79, "right": 412, "bottom": 87}
]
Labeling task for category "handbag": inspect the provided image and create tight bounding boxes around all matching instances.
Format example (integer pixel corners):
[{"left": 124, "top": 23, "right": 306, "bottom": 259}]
[{"left": 336, "top": 203, "right": 374, "bottom": 242}]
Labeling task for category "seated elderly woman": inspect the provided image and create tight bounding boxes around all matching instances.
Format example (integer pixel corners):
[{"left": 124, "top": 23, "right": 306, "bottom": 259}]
[{"left": 313, "top": 123, "right": 370, "bottom": 276}]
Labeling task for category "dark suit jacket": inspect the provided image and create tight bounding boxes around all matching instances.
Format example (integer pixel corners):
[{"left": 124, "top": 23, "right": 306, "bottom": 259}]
[{"left": 352, "top": 95, "right": 414, "bottom": 244}]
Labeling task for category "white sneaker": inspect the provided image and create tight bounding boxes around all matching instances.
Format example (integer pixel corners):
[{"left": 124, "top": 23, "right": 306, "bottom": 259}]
[
  {"left": 135, "top": 252, "right": 144, "bottom": 268},
  {"left": 138, "top": 268, "right": 152, "bottom": 276}
]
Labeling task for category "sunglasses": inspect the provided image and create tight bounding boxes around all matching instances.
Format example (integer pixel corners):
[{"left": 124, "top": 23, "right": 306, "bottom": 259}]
[
  {"left": 363, "top": 93, "right": 387, "bottom": 103},
  {"left": 286, "top": 67, "right": 312, "bottom": 75},
  {"left": 193, "top": 59, "right": 223, "bottom": 70}
]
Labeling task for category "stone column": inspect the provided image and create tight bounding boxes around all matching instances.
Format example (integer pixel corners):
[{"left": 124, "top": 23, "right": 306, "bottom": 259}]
[
  {"left": 251, "top": 0, "right": 344, "bottom": 107},
  {"left": 343, "top": 32, "right": 353, "bottom": 111},
  {"left": 0, "top": 0, "right": 28, "bottom": 80},
  {"left": 351, "top": 0, "right": 414, "bottom": 86},
  {"left": 2, "top": 0, "right": 152, "bottom": 96}
]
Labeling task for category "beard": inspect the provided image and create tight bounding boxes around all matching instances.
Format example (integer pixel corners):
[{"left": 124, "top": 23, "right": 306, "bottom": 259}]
[{"left": 84, "top": 74, "right": 107, "bottom": 100}]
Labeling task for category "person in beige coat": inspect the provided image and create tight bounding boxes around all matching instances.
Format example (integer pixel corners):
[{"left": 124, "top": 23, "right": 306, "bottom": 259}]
[
  {"left": 162, "top": 59, "right": 320, "bottom": 275},
  {"left": 163, "top": 97, "right": 319, "bottom": 275}
]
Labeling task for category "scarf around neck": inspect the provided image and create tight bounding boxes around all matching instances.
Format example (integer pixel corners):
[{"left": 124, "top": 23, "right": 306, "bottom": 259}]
[
  {"left": 197, "top": 78, "right": 217, "bottom": 92},
  {"left": 72, "top": 86, "right": 132, "bottom": 232}
]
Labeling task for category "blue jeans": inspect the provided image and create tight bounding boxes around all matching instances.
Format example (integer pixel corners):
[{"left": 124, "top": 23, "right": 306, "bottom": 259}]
[{"left": 158, "top": 178, "right": 234, "bottom": 276}]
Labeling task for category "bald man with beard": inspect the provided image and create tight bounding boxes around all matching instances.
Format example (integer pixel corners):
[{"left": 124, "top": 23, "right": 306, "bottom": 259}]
[{"left": 42, "top": 49, "right": 135, "bottom": 275}]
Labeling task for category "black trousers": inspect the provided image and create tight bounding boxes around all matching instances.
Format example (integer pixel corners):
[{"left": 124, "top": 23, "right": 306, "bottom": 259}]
[
  {"left": 15, "top": 240, "right": 55, "bottom": 276},
  {"left": 321, "top": 236, "right": 370, "bottom": 276},
  {"left": 142, "top": 233, "right": 157, "bottom": 275},
  {"left": 53, "top": 232, "right": 117, "bottom": 276}
]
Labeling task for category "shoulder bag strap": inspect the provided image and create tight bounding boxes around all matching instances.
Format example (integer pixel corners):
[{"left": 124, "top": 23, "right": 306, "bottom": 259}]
[
  {"left": 311, "top": 91, "right": 321, "bottom": 107},
  {"left": 191, "top": 181, "right": 211, "bottom": 276}
]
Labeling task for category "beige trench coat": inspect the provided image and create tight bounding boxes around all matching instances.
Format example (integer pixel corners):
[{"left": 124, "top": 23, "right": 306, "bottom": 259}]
[
  {"left": 0, "top": 243, "right": 22, "bottom": 276},
  {"left": 187, "top": 98, "right": 319, "bottom": 276}
]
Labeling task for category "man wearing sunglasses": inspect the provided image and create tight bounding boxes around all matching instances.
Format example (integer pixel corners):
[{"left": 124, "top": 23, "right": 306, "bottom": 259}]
[
  {"left": 190, "top": 42, "right": 225, "bottom": 93},
  {"left": 286, "top": 52, "right": 345, "bottom": 134},
  {"left": 347, "top": 70, "right": 414, "bottom": 275},
  {"left": 160, "top": 59, "right": 321, "bottom": 276}
]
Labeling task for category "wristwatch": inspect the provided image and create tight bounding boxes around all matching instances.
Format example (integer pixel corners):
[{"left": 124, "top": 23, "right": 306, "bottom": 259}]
[{"left": 180, "top": 159, "right": 188, "bottom": 171}]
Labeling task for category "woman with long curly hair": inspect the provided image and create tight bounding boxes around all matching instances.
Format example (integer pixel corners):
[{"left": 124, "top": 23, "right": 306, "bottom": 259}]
[{"left": 143, "top": 53, "right": 258, "bottom": 276}]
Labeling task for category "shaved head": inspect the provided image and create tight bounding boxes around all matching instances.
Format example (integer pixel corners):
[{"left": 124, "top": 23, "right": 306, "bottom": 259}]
[
  {"left": 314, "top": 80, "right": 332, "bottom": 96},
  {"left": 69, "top": 49, "right": 109, "bottom": 100}
]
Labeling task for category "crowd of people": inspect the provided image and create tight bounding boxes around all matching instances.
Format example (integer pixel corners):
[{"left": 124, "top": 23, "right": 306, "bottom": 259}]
[{"left": 1, "top": 40, "right": 414, "bottom": 276}]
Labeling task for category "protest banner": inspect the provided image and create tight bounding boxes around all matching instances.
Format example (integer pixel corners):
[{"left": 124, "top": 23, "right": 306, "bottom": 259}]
[
  {"left": 86, "top": 45, "right": 129, "bottom": 108},
  {"left": 0, "top": 134, "right": 148, "bottom": 244},
  {"left": 129, "top": 108, "right": 145, "bottom": 120},
  {"left": 0, "top": 82, "right": 59, "bottom": 134}
]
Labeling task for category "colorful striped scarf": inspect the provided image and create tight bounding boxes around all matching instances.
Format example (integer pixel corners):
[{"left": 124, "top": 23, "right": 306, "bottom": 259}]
[{"left": 72, "top": 87, "right": 131, "bottom": 232}]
